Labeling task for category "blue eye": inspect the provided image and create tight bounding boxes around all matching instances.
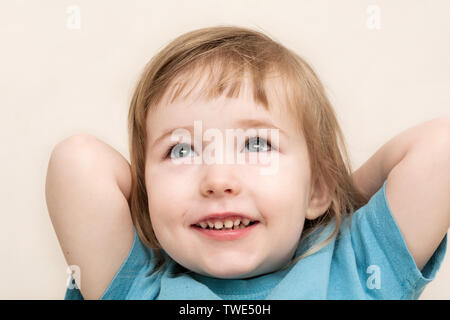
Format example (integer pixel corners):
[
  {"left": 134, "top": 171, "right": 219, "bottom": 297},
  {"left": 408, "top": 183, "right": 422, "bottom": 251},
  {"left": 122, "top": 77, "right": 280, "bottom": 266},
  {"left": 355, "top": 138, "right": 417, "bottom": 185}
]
[
  {"left": 164, "top": 136, "right": 274, "bottom": 160},
  {"left": 165, "top": 143, "right": 196, "bottom": 159},
  {"left": 243, "top": 136, "right": 272, "bottom": 152}
]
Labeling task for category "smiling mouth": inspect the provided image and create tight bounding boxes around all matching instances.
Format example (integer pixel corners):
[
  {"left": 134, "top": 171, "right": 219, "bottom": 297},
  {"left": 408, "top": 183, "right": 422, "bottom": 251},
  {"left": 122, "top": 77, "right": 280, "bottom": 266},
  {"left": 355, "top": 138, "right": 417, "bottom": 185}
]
[
  {"left": 192, "top": 220, "right": 258, "bottom": 230},
  {"left": 191, "top": 221, "right": 260, "bottom": 240},
  {"left": 191, "top": 216, "right": 259, "bottom": 230}
]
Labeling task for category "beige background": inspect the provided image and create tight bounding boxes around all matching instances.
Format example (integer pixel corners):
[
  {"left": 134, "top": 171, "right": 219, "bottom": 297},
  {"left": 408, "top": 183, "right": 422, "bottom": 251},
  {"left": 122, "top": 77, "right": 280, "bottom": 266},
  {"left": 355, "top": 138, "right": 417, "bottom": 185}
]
[{"left": 0, "top": 0, "right": 448, "bottom": 299}]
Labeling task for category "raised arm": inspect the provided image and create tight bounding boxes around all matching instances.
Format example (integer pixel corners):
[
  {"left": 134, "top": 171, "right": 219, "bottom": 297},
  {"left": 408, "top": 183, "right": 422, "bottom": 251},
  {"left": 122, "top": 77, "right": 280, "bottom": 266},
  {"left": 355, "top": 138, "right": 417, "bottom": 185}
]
[
  {"left": 45, "top": 134, "right": 134, "bottom": 299},
  {"left": 352, "top": 117, "right": 450, "bottom": 270}
]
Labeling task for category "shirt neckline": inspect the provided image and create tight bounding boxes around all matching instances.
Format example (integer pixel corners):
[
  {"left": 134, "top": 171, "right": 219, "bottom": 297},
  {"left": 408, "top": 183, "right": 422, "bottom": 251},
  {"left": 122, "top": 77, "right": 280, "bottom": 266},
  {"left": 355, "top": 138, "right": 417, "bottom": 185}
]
[{"left": 191, "top": 266, "right": 291, "bottom": 295}]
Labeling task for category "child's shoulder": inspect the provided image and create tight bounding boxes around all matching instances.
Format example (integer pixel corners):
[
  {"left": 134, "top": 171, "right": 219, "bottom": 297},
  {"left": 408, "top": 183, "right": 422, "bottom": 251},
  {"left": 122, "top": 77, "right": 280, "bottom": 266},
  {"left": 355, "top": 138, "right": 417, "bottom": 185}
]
[{"left": 335, "top": 180, "right": 447, "bottom": 298}]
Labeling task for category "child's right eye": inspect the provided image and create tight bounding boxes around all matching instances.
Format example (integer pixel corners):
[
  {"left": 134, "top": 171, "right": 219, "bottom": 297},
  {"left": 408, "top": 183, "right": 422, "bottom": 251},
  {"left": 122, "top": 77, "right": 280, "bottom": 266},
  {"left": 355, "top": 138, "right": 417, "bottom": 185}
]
[{"left": 164, "top": 142, "right": 196, "bottom": 160}]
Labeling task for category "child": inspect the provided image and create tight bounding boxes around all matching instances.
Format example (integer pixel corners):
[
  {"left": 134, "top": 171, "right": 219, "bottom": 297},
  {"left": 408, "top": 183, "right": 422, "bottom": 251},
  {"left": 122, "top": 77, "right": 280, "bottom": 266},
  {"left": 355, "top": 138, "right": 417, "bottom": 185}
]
[{"left": 46, "top": 25, "right": 449, "bottom": 300}]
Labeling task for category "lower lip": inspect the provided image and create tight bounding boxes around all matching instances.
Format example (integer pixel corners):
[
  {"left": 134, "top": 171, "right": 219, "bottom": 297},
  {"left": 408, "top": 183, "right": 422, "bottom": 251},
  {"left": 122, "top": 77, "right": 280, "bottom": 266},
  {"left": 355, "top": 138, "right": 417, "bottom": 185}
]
[{"left": 191, "top": 222, "right": 260, "bottom": 240}]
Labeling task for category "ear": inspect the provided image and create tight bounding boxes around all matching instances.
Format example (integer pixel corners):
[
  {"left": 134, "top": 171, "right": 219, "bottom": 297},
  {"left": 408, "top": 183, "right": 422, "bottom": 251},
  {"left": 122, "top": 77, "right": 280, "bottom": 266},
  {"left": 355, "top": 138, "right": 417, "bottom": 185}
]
[{"left": 306, "top": 175, "right": 333, "bottom": 220}]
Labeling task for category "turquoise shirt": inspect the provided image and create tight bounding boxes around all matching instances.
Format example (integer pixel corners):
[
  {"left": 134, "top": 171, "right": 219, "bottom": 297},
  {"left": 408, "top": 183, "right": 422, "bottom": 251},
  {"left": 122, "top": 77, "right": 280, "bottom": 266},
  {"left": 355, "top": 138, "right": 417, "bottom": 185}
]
[{"left": 65, "top": 180, "right": 447, "bottom": 299}]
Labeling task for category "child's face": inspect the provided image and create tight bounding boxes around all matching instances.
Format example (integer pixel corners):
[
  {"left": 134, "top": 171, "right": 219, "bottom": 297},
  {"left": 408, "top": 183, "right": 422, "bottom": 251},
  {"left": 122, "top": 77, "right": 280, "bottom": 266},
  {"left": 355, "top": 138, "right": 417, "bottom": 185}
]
[{"left": 145, "top": 77, "right": 322, "bottom": 279}]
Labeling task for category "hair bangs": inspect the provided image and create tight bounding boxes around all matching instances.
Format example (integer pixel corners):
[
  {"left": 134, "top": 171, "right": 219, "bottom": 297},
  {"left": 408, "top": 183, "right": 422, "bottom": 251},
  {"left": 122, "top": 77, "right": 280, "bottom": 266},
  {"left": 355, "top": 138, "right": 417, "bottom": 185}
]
[{"left": 154, "top": 52, "right": 294, "bottom": 115}]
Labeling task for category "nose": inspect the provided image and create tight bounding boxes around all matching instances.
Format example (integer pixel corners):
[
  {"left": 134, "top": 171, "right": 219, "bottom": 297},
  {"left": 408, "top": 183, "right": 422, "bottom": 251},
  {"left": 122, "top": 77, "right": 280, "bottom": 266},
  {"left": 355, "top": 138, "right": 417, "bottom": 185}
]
[{"left": 200, "top": 165, "right": 241, "bottom": 198}]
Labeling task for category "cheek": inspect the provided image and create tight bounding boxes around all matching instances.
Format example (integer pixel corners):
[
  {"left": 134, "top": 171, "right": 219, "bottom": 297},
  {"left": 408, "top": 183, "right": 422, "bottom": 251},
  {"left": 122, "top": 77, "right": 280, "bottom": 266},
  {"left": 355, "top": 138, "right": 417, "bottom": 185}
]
[
  {"left": 252, "top": 159, "right": 309, "bottom": 229},
  {"left": 146, "top": 166, "right": 198, "bottom": 225},
  {"left": 254, "top": 158, "right": 308, "bottom": 203}
]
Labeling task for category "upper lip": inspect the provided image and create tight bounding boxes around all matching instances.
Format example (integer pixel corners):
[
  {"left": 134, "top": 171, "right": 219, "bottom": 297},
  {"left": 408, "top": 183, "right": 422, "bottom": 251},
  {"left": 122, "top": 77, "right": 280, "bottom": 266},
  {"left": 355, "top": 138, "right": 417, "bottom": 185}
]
[{"left": 191, "top": 212, "right": 259, "bottom": 226}]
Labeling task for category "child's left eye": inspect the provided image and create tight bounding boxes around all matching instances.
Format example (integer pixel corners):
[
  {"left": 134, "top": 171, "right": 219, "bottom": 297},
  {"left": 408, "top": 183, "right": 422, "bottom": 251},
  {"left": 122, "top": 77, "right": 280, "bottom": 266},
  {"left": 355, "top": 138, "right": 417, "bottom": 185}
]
[{"left": 243, "top": 136, "right": 273, "bottom": 152}]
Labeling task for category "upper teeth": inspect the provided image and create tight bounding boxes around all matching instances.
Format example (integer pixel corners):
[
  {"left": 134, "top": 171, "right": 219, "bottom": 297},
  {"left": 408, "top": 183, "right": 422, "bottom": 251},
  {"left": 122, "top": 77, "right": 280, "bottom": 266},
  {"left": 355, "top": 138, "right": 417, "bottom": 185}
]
[{"left": 198, "top": 218, "right": 252, "bottom": 229}]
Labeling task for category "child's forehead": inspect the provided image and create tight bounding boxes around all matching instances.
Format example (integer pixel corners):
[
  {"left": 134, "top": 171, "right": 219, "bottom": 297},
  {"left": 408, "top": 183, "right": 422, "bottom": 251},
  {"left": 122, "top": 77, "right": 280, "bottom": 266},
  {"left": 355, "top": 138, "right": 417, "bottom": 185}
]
[
  {"left": 149, "top": 84, "right": 289, "bottom": 129},
  {"left": 149, "top": 96, "right": 276, "bottom": 126}
]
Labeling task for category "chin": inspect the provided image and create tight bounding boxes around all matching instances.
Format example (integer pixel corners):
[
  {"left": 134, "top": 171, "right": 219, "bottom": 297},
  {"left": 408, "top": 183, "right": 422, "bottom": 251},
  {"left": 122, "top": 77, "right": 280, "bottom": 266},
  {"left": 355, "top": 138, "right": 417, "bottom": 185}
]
[
  {"left": 199, "top": 259, "right": 262, "bottom": 279},
  {"left": 202, "top": 269, "right": 256, "bottom": 280}
]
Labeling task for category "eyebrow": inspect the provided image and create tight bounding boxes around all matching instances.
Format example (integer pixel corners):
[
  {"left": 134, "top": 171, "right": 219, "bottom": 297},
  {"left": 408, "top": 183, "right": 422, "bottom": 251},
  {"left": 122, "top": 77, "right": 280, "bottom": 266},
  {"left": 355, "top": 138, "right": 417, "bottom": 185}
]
[{"left": 150, "top": 119, "right": 287, "bottom": 149}]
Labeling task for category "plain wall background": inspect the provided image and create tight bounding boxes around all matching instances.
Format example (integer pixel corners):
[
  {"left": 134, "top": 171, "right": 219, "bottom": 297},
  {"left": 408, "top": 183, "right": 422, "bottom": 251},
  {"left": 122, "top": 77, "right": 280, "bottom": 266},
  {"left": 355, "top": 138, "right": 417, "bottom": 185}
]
[{"left": 0, "top": 0, "right": 448, "bottom": 299}]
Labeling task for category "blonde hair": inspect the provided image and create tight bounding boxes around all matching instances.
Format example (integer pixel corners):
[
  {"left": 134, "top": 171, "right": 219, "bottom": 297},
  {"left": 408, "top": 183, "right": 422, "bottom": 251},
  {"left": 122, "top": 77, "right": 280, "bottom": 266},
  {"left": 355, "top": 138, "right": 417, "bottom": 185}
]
[{"left": 127, "top": 25, "right": 369, "bottom": 275}]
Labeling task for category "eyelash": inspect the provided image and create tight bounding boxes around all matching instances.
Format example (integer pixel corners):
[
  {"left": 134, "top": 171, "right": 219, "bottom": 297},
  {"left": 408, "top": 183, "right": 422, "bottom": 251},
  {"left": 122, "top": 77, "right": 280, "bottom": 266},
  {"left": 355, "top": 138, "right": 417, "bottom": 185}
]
[{"left": 163, "top": 136, "right": 276, "bottom": 160}]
